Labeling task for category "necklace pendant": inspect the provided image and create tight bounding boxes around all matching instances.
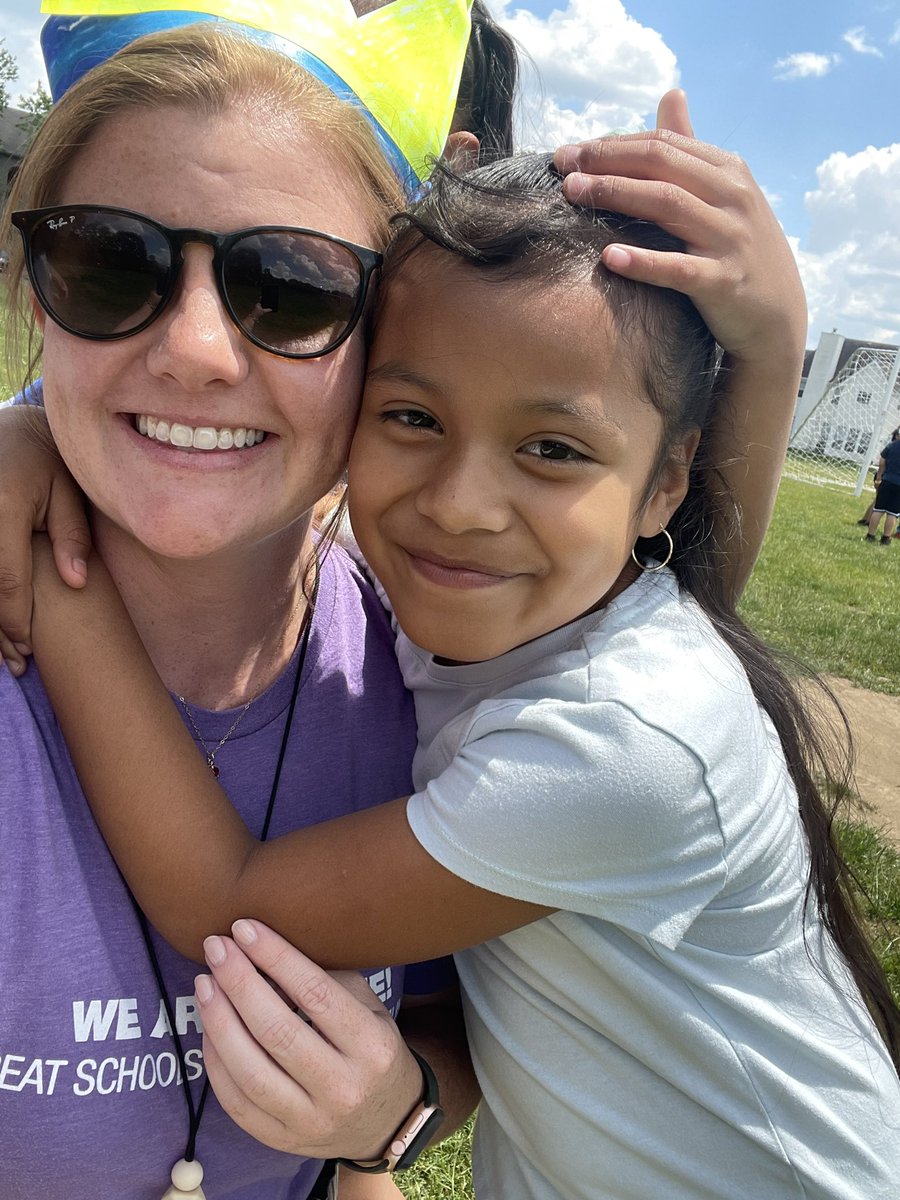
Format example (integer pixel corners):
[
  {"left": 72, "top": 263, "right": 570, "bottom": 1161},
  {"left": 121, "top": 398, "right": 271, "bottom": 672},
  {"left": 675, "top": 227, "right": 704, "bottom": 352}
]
[
  {"left": 206, "top": 756, "right": 220, "bottom": 778},
  {"left": 162, "top": 1158, "right": 206, "bottom": 1199}
]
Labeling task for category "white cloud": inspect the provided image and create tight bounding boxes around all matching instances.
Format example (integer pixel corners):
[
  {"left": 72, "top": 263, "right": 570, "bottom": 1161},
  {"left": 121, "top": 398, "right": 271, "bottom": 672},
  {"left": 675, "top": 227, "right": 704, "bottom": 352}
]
[
  {"left": 797, "top": 144, "right": 900, "bottom": 344},
  {"left": 842, "top": 26, "right": 882, "bottom": 57},
  {"left": 773, "top": 51, "right": 839, "bottom": 80},
  {"left": 890, "top": 21, "right": 900, "bottom": 46},
  {"left": 493, "top": 0, "right": 679, "bottom": 148}
]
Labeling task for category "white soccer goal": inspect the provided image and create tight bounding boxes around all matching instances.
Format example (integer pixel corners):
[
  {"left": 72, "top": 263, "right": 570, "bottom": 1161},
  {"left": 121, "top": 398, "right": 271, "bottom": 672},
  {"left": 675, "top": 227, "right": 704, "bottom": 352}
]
[{"left": 786, "top": 338, "right": 900, "bottom": 494}]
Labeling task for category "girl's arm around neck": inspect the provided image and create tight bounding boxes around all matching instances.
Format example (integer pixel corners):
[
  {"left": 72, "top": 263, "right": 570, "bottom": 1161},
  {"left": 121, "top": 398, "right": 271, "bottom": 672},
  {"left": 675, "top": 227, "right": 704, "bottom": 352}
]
[{"left": 31, "top": 539, "right": 549, "bottom": 966}]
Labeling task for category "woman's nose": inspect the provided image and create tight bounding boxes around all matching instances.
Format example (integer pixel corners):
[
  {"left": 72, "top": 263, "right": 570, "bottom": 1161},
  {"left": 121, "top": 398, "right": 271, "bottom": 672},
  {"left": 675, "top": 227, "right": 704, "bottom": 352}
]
[{"left": 145, "top": 245, "right": 249, "bottom": 388}]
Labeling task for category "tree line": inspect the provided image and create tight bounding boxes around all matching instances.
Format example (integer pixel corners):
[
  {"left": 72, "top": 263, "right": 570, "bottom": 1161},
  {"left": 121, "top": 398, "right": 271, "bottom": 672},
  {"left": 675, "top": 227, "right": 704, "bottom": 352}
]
[{"left": 1, "top": 37, "right": 52, "bottom": 148}]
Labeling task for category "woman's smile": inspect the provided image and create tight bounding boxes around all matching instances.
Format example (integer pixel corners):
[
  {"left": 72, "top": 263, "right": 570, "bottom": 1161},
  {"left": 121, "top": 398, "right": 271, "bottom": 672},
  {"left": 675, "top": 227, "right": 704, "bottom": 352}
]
[{"left": 134, "top": 413, "right": 268, "bottom": 452}]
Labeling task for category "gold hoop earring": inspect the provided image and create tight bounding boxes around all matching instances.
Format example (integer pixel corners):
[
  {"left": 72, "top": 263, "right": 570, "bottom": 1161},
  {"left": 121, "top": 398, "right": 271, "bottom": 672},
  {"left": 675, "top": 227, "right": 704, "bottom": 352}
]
[{"left": 631, "top": 526, "right": 674, "bottom": 573}]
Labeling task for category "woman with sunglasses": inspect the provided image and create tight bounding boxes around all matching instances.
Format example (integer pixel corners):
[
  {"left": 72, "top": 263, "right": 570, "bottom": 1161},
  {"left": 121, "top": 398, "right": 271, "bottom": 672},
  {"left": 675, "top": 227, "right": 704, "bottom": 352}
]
[{"left": 0, "top": 16, "right": 489, "bottom": 1200}]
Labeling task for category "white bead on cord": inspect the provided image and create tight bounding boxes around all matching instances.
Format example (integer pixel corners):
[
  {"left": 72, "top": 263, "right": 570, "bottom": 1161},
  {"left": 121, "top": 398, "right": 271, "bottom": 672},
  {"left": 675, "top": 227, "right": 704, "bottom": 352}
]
[{"left": 161, "top": 1158, "right": 206, "bottom": 1199}]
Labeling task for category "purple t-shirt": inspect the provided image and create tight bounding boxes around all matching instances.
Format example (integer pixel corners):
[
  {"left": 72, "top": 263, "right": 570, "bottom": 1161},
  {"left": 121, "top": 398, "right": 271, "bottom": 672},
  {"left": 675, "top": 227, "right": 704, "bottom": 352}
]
[{"left": 0, "top": 545, "right": 430, "bottom": 1199}]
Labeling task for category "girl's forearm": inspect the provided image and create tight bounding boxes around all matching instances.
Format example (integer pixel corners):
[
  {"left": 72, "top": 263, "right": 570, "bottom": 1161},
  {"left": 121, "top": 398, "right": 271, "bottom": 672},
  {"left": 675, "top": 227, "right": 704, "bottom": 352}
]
[
  {"left": 30, "top": 538, "right": 260, "bottom": 954},
  {"left": 712, "top": 347, "right": 803, "bottom": 600},
  {"left": 30, "top": 538, "right": 547, "bottom": 966}
]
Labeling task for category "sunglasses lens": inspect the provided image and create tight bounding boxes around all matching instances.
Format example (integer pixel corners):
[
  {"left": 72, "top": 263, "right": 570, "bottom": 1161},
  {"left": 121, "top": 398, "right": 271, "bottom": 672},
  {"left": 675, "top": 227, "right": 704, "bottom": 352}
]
[
  {"left": 28, "top": 211, "right": 172, "bottom": 337},
  {"left": 224, "top": 231, "right": 364, "bottom": 356}
]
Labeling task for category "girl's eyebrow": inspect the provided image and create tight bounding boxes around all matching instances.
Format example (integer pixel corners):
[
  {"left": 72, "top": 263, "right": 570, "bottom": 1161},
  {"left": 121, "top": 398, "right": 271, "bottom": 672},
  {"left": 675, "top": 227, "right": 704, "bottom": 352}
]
[
  {"left": 521, "top": 397, "right": 626, "bottom": 437},
  {"left": 365, "top": 363, "right": 441, "bottom": 394}
]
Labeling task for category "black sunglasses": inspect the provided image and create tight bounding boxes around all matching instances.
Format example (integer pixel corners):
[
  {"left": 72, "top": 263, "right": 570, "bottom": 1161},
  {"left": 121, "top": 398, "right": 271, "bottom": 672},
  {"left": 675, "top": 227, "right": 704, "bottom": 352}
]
[{"left": 11, "top": 204, "right": 383, "bottom": 359}]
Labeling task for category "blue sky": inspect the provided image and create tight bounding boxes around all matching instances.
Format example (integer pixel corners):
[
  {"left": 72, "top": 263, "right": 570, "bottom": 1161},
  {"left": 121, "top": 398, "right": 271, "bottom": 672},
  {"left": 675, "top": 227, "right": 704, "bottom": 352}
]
[
  {"left": 2, "top": 1, "right": 899, "bottom": 346},
  {"left": 616, "top": 0, "right": 900, "bottom": 245}
]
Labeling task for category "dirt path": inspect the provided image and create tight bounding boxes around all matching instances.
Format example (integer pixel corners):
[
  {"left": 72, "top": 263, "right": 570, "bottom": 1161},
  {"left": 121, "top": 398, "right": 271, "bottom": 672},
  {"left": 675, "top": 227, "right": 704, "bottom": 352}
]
[{"left": 807, "top": 677, "right": 900, "bottom": 845}]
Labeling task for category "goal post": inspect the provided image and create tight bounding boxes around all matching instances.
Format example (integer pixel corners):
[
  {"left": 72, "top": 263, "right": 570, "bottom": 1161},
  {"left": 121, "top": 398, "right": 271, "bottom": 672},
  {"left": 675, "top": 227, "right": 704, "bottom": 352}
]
[{"left": 786, "top": 334, "right": 900, "bottom": 492}]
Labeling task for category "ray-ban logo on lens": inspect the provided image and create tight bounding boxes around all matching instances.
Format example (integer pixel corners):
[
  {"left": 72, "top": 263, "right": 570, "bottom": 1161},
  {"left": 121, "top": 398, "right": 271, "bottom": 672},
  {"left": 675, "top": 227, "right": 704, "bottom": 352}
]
[{"left": 47, "top": 216, "right": 75, "bottom": 231}]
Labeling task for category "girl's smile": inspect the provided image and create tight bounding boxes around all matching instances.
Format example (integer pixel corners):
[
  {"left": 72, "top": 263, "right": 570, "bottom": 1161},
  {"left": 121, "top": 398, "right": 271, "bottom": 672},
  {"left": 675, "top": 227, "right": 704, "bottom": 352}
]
[
  {"left": 403, "top": 547, "right": 524, "bottom": 589},
  {"left": 349, "top": 254, "right": 694, "bottom": 663}
]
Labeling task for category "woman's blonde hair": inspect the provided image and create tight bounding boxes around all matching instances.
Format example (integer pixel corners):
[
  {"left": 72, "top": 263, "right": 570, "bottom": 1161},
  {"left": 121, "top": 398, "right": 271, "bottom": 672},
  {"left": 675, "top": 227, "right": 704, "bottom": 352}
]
[{"left": 1, "top": 24, "right": 405, "bottom": 388}]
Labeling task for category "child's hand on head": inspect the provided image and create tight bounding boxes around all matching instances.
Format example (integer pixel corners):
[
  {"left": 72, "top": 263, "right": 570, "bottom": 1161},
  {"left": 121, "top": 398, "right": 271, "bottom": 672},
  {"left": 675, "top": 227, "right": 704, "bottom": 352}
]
[
  {"left": 0, "top": 404, "right": 91, "bottom": 664},
  {"left": 552, "top": 88, "right": 807, "bottom": 370}
]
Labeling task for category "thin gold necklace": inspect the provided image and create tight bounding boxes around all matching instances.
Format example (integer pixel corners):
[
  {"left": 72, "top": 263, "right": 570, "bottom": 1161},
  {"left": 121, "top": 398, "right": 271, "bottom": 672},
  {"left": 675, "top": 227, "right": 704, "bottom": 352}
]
[{"left": 175, "top": 590, "right": 310, "bottom": 776}]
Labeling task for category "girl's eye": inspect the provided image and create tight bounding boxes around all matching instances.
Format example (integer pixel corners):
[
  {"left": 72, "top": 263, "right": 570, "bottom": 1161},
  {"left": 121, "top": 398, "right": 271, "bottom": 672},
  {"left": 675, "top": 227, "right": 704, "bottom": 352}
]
[
  {"left": 383, "top": 408, "right": 442, "bottom": 432},
  {"left": 521, "top": 440, "right": 588, "bottom": 463}
]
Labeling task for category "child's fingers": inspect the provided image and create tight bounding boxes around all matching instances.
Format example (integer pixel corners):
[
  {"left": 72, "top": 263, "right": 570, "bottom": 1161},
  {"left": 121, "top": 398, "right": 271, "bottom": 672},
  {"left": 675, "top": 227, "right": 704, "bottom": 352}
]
[
  {"left": 656, "top": 88, "right": 694, "bottom": 138},
  {"left": 559, "top": 152, "right": 745, "bottom": 218},
  {"left": 601, "top": 244, "right": 721, "bottom": 303},
  {"left": 46, "top": 479, "right": 91, "bottom": 590},
  {"left": 563, "top": 173, "right": 729, "bottom": 251},
  {"left": 0, "top": 478, "right": 89, "bottom": 647},
  {"left": 0, "top": 629, "right": 29, "bottom": 676},
  {"left": 0, "top": 514, "right": 35, "bottom": 649},
  {"left": 554, "top": 127, "right": 734, "bottom": 190},
  {"left": 605, "top": 239, "right": 806, "bottom": 366}
]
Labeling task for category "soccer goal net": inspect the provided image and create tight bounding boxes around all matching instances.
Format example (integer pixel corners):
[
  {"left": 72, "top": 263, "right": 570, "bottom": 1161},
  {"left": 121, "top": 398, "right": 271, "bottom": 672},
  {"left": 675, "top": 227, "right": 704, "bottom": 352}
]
[{"left": 786, "top": 344, "right": 900, "bottom": 492}]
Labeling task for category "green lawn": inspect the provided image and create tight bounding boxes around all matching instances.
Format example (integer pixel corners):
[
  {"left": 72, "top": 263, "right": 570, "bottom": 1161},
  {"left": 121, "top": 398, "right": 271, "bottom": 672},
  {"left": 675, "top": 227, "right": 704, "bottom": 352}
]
[
  {"left": 0, "top": 297, "right": 18, "bottom": 397},
  {"left": 740, "top": 476, "right": 900, "bottom": 695},
  {"left": 0, "top": 294, "right": 38, "bottom": 399},
  {"left": 402, "top": 1127, "right": 475, "bottom": 1199},
  {"left": 837, "top": 819, "right": 900, "bottom": 1005}
]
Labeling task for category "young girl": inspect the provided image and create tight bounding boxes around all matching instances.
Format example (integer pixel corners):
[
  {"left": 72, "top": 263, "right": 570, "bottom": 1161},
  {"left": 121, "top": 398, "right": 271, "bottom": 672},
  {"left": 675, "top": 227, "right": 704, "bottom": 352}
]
[{"left": 28, "top": 154, "right": 900, "bottom": 1198}]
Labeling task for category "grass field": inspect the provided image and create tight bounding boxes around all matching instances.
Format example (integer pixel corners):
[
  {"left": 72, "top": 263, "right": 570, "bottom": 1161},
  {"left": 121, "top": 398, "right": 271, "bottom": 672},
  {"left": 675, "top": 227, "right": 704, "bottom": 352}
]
[
  {"left": 0, "top": 299, "right": 18, "bottom": 398},
  {"left": 0, "top": 297, "right": 38, "bottom": 401},
  {"left": 740, "top": 476, "right": 900, "bottom": 695}
]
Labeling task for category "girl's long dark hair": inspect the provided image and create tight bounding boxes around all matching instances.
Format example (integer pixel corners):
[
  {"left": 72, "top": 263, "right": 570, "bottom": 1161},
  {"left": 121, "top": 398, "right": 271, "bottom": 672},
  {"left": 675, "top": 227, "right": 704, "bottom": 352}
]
[
  {"left": 381, "top": 152, "right": 900, "bottom": 1070},
  {"left": 456, "top": 0, "right": 518, "bottom": 161}
]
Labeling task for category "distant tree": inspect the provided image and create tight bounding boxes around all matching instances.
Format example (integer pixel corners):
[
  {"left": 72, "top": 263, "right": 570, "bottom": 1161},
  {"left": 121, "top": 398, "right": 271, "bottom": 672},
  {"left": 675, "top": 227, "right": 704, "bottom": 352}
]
[
  {"left": 0, "top": 40, "right": 53, "bottom": 153},
  {"left": 0, "top": 38, "right": 17, "bottom": 120},
  {"left": 17, "top": 81, "right": 53, "bottom": 143}
]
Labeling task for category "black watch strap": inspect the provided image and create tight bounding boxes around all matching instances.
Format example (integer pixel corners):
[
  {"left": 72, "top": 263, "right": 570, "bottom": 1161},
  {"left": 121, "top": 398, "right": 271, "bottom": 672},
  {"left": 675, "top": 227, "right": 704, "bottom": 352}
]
[
  {"left": 334, "top": 1048, "right": 445, "bottom": 1174},
  {"left": 308, "top": 1159, "right": 338, "bottom": 1200}
]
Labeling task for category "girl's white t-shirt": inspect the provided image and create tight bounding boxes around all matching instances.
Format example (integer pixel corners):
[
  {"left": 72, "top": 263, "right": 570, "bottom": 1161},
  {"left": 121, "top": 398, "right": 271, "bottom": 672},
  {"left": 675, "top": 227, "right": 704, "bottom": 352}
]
[{"left": 403, "top": 571, "right": 900, "bottom": 1200}]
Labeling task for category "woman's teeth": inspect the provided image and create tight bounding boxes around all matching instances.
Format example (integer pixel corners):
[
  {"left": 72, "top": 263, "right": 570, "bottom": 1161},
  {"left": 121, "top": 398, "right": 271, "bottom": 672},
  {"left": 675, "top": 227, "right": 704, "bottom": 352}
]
[{"left": 135, "top": 414, "right": 266, "bottom": 450}]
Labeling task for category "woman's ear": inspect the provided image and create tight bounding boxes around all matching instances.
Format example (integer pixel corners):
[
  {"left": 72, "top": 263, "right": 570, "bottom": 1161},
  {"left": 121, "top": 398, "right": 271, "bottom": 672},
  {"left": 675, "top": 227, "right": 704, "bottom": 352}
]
[
  {"left": 637, "top": 429, "right": 701, "bottom": 538},
  {"left": 442, "top": 130, "right": 480, "bottom": 172}
]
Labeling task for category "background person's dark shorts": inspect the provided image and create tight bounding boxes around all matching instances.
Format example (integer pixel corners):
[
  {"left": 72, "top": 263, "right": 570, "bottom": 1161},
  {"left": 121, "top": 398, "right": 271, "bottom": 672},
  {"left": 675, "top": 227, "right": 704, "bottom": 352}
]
[{"left": 873, "top": 479, "right": 900, "bottom": 517}]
